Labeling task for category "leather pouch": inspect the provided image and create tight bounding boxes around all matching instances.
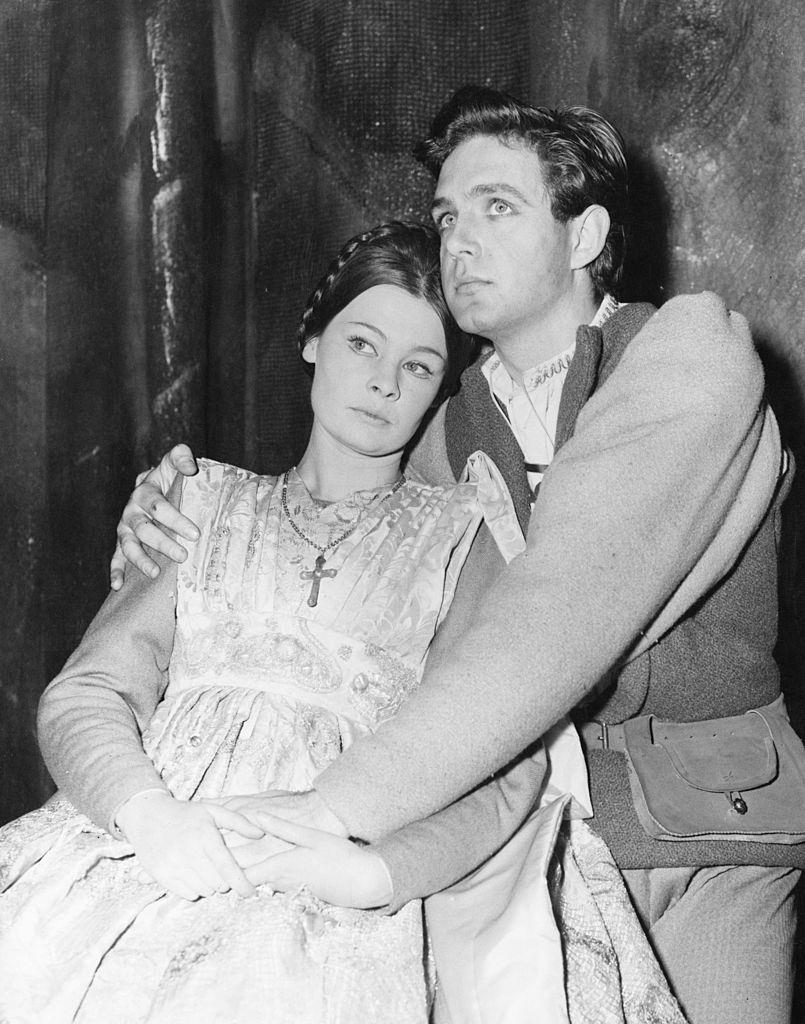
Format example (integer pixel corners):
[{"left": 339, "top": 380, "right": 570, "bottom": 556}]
[{"left": 622, "top": 697, "right": 805, "bottom": 843}]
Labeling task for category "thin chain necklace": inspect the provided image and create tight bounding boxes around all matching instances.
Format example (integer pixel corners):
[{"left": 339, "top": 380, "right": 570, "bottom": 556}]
[{"left": 280, "top": 470, "right": 406, "bottom": 608}]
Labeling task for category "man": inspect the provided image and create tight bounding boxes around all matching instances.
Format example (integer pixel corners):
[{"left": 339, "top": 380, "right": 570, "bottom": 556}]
[{"left": 111, "top": 87, "right": 798, "bottom": 1023}]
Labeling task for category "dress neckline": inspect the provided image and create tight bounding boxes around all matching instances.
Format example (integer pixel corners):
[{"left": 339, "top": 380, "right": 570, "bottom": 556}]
[{"left": 285, "top": 466, "right": 406, "bottom": 511}]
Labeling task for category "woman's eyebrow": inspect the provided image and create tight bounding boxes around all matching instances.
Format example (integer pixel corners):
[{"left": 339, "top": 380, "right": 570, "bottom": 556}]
[
  {"left": 411, "top": 345, "right": 446, "bottom": 362},
  {"left": 346, "top": 320, "right": 386, "bottom": 338}
]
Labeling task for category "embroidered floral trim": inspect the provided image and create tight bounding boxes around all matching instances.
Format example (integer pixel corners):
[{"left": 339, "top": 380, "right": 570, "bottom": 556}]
[
  {"left": 172, "top": 620, "right": 343, "bottom": 693},
  {"left": 590, "top": 292, "right": 622, "bottom": 329},
  {"left": 295, "top": 704, "right": 342, "bottom": 769},
  {"left": 348, "top": 642, "right": 419, "bottom": 726},
  {"left": 523, "top": 352, "right": 574, "bottom": 391}
]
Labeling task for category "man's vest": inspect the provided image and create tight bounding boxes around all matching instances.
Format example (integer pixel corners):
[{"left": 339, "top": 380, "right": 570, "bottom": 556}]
[{"left": 444, "top": 303, "right": 800, "bottom": 868}]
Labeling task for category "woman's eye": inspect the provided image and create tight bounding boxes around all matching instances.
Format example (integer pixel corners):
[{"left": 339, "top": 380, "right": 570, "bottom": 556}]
[
  {"left": 405, "top": 361, "right": 434, "bottom": 379},
  {"left": 348, "top": 336, "right": 375, "bottom": 354}
]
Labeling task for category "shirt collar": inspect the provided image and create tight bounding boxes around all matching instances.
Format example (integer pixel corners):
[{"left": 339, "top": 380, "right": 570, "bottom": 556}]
[{"left": 482, "top": 294, "right": 621, "bottom": 398}]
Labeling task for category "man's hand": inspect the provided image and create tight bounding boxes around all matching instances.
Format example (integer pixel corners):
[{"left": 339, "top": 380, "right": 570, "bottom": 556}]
[
  {"left": 213, "top": 790, "right": 374, "bottom": 901},
  {"left": 110, "top": 444, "right": 200, "bottom": 590},
  {"left": 115, "top": 790, "right": 263, "bottom": 901},
  {"left": 235, "top": 814, "right": 394, "bottom": 909},
  {"left": 216, "top": 789, "right": 350, "bottom": 838}
]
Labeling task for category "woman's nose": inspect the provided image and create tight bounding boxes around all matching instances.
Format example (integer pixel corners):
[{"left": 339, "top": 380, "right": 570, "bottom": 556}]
[{"left": 367, "top": 366, "right": 400, "bottom": 400}]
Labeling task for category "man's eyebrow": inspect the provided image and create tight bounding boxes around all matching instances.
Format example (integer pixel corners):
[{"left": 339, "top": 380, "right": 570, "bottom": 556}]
[
  {"left": 431, "top": 182, "right": 531, "bottom": 213},
  {"left": 471, "top": 182, "right": 531, "bottom": 204}
]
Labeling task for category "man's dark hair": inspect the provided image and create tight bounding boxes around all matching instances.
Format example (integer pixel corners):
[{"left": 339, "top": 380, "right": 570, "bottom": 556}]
[{"left": 415, "top": 85, "right": 629, "bottom": 298}]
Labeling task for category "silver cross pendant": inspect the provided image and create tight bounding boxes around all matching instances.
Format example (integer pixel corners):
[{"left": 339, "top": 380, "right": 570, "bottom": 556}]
[{"left": 301, "top": 554, "right": 338, "bottom": 607}]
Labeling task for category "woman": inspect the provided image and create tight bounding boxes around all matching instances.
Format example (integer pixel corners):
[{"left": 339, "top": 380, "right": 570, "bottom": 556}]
[{"left": 0, "top": 222, "right": 548, "bottom": 1023}]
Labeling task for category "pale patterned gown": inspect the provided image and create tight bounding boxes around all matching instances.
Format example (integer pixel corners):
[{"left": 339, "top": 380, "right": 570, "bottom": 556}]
[{"left": 0, "top": 455, "right": 525, "bottom": 1024}]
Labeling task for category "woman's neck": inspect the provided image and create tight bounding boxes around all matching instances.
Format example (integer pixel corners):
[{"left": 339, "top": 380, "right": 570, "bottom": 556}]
[{"left": 296, "top": 443, "right": 403, "bottom": 503}]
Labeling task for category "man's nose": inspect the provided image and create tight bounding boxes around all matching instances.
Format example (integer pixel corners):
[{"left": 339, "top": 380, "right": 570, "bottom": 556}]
[{"left": 443, "top": 215, "right": 481, "bottom": 259}]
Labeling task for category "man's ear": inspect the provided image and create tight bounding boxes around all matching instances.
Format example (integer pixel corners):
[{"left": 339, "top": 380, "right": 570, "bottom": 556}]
[
  {"left": 569, "top": 205, "right": 610, "bottom": 271},
  {"left": 301, "top": 336, "right": 319, "bottom": 365}
]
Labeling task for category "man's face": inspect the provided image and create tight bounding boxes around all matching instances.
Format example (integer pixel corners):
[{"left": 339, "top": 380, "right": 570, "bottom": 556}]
[{"left": 432, "top": 135, "right": 576, "bottom": 349}]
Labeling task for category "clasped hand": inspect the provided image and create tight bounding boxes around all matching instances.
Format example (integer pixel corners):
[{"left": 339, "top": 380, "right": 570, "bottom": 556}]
[
  {"left": 117, "top": 789, "right": 392, "bottom": 910},
  {"left": 115, "top": 789, "right": 261, "bottom": 901},
  {"left": 220, "top": 790, "right": 394, "bottom": 910}
]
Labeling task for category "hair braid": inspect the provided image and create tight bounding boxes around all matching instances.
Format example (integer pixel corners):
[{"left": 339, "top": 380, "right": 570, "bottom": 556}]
[
  {"left": 297, "top": 222, "right": 439, "bottom": 351},
  {"left": 294, "top": 220, "right": 468, "bottom": 401}
]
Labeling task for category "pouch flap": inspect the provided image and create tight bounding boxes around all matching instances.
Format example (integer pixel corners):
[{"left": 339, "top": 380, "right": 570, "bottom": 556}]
[{"left": 652, "top": 714, "right": 778, "bottom": 793}]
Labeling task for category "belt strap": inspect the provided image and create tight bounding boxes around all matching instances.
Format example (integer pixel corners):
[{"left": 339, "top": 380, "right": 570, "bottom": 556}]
[
  {"left": 579, "top": 697, "right": 787, "bottom": 754},
  {"left": 578, "top": 719, "right": 628, "bottom": 752}
]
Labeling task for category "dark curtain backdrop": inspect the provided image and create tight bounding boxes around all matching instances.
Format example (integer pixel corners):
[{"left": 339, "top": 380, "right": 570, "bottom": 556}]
[
  {"left": 2, "top": 3, "right": 805, "bottom": 955},
  {"left": 0, "top": 0, "right": 248, "bottom": 820}
]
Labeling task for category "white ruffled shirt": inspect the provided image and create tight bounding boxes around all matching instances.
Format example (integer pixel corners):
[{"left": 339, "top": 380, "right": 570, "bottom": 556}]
[{"left": 483, "top": 295, "right": 622, "bottom": 498}]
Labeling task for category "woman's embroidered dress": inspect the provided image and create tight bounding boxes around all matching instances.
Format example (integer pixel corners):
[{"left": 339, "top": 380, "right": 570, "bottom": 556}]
[{"left": 0, "top": 456, "right": 522, "bottom": 1024}]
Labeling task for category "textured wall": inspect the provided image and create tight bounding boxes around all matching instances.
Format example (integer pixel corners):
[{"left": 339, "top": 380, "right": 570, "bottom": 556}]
[
  {"left": 250, "top": 0, "right": 533, "bottom": 473},
  {"left": 0, "top": 0, "right": 54, "bottom": 820},
  {"left": 0, "top": 0, "right": 227, "bottom": 820}
]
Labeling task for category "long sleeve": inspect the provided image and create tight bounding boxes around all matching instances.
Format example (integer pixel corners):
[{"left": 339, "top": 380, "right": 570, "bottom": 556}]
[
  {"left": 374, "top": 744, "right": 546, "bottom": 912},
  {"left": 315, "top": 292, "right": 783, "bottom": 839},
  {"left": 37, "top": 551, "right": 178, "bottom": 832}
]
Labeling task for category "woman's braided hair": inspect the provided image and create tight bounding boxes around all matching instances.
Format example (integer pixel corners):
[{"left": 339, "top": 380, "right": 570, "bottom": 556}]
[{"left": 297, "top": 221, "right": 468, "bottom": 402}]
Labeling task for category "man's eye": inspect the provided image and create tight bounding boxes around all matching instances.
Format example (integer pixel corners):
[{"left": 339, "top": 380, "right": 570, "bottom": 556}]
[
  {"left": 436, "top": 212, "right": 455, "bottom": 231},
  {"left": 490, "top": 200, "right": 512, "bottom": 215}
]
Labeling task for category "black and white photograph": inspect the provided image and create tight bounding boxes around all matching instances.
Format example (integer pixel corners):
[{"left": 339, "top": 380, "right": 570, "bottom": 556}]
[{"left": 1, "top": 2, "right": 804, "bottom": 1021}]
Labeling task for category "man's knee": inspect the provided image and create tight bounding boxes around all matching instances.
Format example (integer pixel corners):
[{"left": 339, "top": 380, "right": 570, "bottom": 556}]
[{"left": 623, "top": 864, "right": 799, "bottom": 1024}]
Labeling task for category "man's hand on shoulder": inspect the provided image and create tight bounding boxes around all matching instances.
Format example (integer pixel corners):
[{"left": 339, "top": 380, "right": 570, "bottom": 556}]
[{"left": 110, "top": 443, "right": 201, "bottom": 591}]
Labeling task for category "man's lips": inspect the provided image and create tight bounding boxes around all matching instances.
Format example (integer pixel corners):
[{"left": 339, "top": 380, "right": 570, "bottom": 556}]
[{"left": 451, "top": 277, "right": 489, "bottom": 294}]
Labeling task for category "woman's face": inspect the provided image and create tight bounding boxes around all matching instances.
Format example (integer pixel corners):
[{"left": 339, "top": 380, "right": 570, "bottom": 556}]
[{"left": 303, "top": 284, "right": 448, "bottom": 460}]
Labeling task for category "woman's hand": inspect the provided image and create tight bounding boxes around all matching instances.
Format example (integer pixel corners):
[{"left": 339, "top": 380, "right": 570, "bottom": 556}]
[
  {"left": 234, "top": 813, "right": 394, "bottom": 910},
  {"left": 115, "top": 790, "right": 264, "bottom": 901},
  {"left": 109, "top": 444, "right": 201, "bottom": 591}
]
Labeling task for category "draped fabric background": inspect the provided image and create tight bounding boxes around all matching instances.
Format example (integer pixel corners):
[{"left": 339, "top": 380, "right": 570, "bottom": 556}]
[{"left": 2, "top": 8, "right": 805, "bottom": 993}]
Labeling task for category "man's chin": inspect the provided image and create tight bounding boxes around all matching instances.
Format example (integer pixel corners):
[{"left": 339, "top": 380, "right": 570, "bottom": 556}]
[
  {"left": 452, "top": 307, "right": 493, "bottom": 337},
  {"left": 448, "top": 289, "right": 495, "bottom": 328}
]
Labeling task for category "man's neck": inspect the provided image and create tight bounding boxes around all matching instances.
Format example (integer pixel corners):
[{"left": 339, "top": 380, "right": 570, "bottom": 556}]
[{"left": 492, "top": 293, "right": 601, "bottom": 385}]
